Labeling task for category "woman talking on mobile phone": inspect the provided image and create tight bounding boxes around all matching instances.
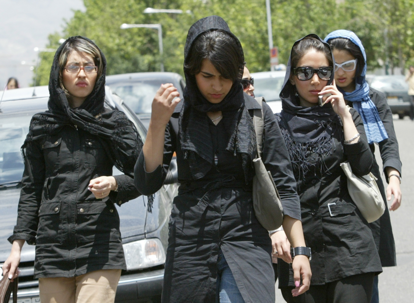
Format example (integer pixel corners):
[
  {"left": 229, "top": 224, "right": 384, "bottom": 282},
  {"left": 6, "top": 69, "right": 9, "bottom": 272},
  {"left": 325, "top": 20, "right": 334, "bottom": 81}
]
[
  {"left": 324, "top": 29, "right": 402, "bottom": 303},
  {"left": 274, "top": 34, "right": 382, "bottom": 303}
]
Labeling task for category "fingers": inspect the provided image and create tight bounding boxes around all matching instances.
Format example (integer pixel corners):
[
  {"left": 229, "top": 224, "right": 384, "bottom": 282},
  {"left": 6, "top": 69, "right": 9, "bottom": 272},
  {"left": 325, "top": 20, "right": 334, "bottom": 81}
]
[
  {"left": 156, "top": 84, "right": 181, "bottom": 107},
  {"left": 291, "top": 256, "right": 311, "bottom": 297},
  {"left": 88, "top": 176, "right": 112, "bottom": 199},
  {"left": 387, "top": 184, "right": 402, "bottom": 211}
]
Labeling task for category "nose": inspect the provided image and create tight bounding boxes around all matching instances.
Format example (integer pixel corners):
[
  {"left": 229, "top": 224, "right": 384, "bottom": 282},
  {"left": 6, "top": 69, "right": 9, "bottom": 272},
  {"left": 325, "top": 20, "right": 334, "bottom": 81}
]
[
  {"left": 249, "top": 83, "right": 255, "bottom": 91},
  {"left": 310, "top": 72, "right": 320, "bottom": 85},
  {"left": 78, "top": 67, "right": 87, "bottom": 77},
  {"left": 212, "top": 78, "right": 223, "bottom": 91},
  {"left": 335, "top": 67, "right": 345, "bottom": 76}
]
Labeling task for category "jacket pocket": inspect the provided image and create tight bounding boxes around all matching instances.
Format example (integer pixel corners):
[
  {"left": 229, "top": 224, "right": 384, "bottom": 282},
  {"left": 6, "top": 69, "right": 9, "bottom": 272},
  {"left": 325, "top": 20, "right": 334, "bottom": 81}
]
[
  {"left": 36, "top": 202, "right": 61, "bottom": 245},
  {"left": 41, "top": 137, "right": 62, "bottom": 172},
  {"left": 76, "top": 201, "right": 120, "bottom": 245},
  {"left": 84, "top": 138, "right": 106, "bottom": 169}
]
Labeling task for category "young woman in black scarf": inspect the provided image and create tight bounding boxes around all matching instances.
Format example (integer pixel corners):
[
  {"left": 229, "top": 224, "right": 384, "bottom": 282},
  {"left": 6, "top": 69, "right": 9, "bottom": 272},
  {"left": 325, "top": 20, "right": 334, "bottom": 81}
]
[
  {"left": 2, "top": 36, "right": 142, "bottom": 303},
  {"left": 134, "top": 16, "right": 311, "bottom": 303},
  {"left": 274, "top": 34, "right": 382, "bottom": 302}
]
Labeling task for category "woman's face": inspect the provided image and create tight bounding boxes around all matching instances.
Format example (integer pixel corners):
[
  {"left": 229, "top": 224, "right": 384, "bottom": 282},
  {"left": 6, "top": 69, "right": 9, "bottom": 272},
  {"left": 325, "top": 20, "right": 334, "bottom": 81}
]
[
  {"left": 290, "top": 49, "right": 330, "bottom": 107},
  {"left": 7, "top": 79, "right": 17, "bottom": 90},
  {"left": 332, "top": 49, "right": 356, "bottom": 92},
  {"left": 62, "top": 50, "right": 98, "bottom": 108},
  {"left": 195, "top": 58, "right": 233, "bottom": 104}
]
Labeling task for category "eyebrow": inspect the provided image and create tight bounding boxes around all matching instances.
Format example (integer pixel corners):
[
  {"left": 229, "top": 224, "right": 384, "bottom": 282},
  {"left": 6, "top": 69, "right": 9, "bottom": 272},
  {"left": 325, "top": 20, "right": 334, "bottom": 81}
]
[
  {"left": 200, "top": 70, "right": 216, "bottom": 77},
  {"left": 67, "top": 60, "right": 94, "bottom": 65}
]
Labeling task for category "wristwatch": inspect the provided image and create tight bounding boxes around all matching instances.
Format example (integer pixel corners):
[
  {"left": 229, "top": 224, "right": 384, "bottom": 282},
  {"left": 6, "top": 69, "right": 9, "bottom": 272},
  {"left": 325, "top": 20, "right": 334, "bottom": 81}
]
[{"left": 291, "top": 247, "right": 312, "bottom": 260}]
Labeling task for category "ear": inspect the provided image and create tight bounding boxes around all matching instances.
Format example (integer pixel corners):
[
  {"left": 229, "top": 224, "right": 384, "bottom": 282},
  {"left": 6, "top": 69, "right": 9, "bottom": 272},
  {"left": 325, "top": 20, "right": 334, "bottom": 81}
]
[{"left": 289, "top": 75, "right": 296, "bottom": 86}]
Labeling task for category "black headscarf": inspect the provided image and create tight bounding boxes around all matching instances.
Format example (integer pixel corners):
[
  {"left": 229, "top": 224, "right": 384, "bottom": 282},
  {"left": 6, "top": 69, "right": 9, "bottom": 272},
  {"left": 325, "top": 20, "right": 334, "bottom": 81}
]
[
  {"left": 278, "top": 34, "right": 342, "bottom": 180},
  {"left": 179, "top": 16, "right": 256, "bottom": 181},
  {"left": 23, "top": 36, "right": 142, "bottom": 173}
]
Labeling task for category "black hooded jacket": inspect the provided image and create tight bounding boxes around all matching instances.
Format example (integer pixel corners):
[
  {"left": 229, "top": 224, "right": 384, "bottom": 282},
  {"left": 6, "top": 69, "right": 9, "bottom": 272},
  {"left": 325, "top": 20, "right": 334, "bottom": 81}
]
[
  {"left": 8, "top": 36, "right": 142, "bottom": 278},
  {"left": 135, "top": 16, "right": 300, "bottom": 302}
]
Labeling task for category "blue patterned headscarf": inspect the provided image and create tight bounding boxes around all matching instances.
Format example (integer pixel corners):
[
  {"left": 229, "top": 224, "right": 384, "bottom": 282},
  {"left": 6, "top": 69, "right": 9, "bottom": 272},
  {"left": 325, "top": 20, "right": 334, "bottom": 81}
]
[{"left": 324, "top": 30, "right": 388, "bottom": 144}]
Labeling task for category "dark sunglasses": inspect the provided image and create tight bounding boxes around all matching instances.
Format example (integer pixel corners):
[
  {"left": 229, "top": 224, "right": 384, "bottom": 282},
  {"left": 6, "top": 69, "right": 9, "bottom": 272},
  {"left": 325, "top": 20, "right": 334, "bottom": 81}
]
[
  {"left": 293, "top": 66, "right": 332, "bottom": 81},
  {"left": 241, "top": 77, "right": 254, "bottom": 89}
]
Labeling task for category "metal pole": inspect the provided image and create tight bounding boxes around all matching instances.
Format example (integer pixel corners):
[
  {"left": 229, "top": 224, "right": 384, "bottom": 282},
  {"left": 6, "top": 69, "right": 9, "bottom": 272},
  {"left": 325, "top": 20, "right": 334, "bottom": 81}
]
[
  {"left": 157, "top": 24, "right": 164, "bottom": 72},
  {"left": 266, "top": 0, "right": 274, "bottom": 70}
]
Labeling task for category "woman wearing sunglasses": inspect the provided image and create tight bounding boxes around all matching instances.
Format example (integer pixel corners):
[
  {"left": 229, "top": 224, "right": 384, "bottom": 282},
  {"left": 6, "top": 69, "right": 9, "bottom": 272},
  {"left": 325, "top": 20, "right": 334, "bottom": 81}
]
[
  {"left": 324, "top": 30, "right": 402, "bottom": 303},
  {"left": 274, "top": 34, "right": 382, "bottom": 302},
  {"left": 241, "top": 66, "right": 255, "bottom": 96}
]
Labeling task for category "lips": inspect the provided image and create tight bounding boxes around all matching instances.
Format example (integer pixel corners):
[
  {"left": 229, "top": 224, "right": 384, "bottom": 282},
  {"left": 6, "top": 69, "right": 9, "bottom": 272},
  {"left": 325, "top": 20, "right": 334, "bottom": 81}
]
[
  {"left": 337, "top": 78, "right": 347, "bottom": 83},
  {"left": 210, "top": 94, "right": 223, "bottom": 99},
  {"left": 76, "top": 81, "right": 88, "bottom": 87},
  {"left": 309, "top": 90, "right": 320, "bottom": 95}
]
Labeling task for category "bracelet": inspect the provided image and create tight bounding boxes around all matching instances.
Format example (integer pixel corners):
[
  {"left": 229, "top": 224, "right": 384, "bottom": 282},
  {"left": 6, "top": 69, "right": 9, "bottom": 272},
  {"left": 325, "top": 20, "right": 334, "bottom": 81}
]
[
  {"left": 344, "top": 133, "right": 360, "bottom": 144},
  {"left": 269, "top": 226, "right": 284, "bottom": 235},
  {"left": 388, "top": 174, "right": 401, "bottom": 184}
]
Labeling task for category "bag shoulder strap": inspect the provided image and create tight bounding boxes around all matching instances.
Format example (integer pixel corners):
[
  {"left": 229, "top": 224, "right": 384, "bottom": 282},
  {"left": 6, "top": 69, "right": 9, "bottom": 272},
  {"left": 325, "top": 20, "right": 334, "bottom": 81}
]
[{"left": 253, "top": 97, "right": 265, "bottom": 156}]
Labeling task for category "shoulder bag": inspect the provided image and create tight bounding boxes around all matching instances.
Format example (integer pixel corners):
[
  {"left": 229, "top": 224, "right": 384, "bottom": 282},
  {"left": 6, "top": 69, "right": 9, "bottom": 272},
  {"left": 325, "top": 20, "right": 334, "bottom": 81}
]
[
  {"left": 0, "top": 275, "right": 18, "bottom": 303},
  {"left": 252, "top": 97, "right": 284, "bottom": 230},
  {"left": 340, "top": 161, "right": 385, "bottom": 223}
]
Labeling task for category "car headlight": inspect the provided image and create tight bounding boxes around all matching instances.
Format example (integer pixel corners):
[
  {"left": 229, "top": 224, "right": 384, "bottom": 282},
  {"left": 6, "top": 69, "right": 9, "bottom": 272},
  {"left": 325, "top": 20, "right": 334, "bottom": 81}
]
[{"left": 123, "top": 239, "right": 166, "bottom": 271}]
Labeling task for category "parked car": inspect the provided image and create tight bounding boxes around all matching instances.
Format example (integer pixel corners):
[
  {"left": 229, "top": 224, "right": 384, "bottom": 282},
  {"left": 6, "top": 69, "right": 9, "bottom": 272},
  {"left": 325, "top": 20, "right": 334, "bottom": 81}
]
[
  {"left": 0, "top": 86, "right": 178, "bottom": 302},
  {"left": 366, "top": 74, "right": 413, "bottom": 119},
  {"left": 106, "top": 72, "right": 185, "bottom": 126},
  {"left": 251, "top": 71, "right": 286, "bottom": 114}
]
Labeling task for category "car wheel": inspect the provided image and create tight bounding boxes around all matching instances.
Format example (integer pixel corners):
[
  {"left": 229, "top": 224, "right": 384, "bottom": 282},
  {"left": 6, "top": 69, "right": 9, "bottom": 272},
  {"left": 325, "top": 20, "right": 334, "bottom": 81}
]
[{"left": 398, "top": 114, "right": 404, "bottom": 119}]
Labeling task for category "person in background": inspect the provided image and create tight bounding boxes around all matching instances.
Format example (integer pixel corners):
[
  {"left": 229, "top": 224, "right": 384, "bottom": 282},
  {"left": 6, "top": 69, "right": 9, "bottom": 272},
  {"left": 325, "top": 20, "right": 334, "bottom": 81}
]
[
  {"left": 134, "top": 15, "right": 311, "bottom": 302},
  {"left": 2, "top": 36, "right": 142, "bottom": 303},
  {"left": 405, "top": 65, "right": 414, "bottom": 120},
  {"left": 6, "top": 77, "right": 19, "bottom": 90},
  {"left": 242, "top": 66, "right": 255, "bottom": 97},
  {"left": 275, "top": 34, "right": 382, "bottom": 302},
  {"left": 324, "top": 29, "right": 402, "bottom": 303}
]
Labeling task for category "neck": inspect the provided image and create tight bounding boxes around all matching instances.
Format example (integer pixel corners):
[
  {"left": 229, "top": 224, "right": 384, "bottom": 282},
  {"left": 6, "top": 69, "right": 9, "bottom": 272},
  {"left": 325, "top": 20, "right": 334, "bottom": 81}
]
[{"left": 68, "top": 96, "right": 85, "bottom": 108}]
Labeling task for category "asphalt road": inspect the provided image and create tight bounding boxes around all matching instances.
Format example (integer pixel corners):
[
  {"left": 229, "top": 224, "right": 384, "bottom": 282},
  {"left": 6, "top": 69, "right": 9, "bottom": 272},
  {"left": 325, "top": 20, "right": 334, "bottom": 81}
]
[{"left": 276, "top": 116, "right": 414, "bottom": 303}]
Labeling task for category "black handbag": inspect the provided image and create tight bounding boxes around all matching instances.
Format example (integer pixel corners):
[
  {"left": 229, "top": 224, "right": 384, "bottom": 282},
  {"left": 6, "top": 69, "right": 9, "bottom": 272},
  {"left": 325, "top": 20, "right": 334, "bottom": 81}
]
[
  {"left": 0, "top": 275, "right": 18, "bottom": 303},
  {"left": 252, "top": 97, "right": 284, "bottom": 230}
]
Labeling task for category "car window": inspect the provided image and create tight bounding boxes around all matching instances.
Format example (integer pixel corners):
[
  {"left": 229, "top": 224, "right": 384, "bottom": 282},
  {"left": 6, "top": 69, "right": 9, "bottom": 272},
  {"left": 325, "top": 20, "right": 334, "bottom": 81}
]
[
  {"left": 370, "top": 76, "right": 408, "bottom": 91},
  {"left": 254, "top": 76, "right": 285, "bottom": 101},
  {"left": 0, "top": 112, "right": 34, "bottom": 184},
  {"left": 108, "top": 80, "right": 165, "bottom": 114}
]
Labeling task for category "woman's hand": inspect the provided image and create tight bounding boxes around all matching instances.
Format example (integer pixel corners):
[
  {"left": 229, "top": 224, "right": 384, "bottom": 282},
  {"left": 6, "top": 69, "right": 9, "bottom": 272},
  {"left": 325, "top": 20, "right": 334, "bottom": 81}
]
[
  {"left": 388, "top": 178, "right": 402, "bottom": 211},
  {"left": 291, "top": 255, "right": 312, "bottom": 297},
  {"left": 270, "top": 230, "right": 292, "bottom": 263},
  {"left": 2, "top": 240, "right": 24, "bottom": 280},
  {"left": 88, "top": 176, "right": 117, "bottom": 199},
  {"left": 151, "top": 83, "right": 181, "bottom": 127},
  {"left": 319, "top": 80, "right": 349, "bottom": 118}
]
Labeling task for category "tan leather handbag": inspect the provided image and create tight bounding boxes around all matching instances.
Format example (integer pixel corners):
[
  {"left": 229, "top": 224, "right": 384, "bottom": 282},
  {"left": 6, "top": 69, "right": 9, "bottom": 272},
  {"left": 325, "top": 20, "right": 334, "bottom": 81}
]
[
  {"left": 341, "top": 161, "right": 385, "bottom": 223},
  {"left": 0, "top": 275, "right": 18, "bottom": 303},
  {"left": 252, "top": 97, "right": 284, "bottom": 230}
]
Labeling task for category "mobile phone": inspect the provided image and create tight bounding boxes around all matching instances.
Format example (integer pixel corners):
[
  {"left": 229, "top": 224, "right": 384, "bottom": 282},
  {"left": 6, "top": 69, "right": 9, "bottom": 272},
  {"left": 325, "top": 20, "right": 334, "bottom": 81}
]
[{"left": 318, "top": 93, "right": 331, "bottom": 107}]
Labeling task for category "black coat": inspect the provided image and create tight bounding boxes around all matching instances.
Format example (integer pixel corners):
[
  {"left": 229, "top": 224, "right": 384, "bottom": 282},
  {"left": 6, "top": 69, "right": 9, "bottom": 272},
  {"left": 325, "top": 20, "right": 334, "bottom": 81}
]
[
  {"left": 135, "top": 96, "right": 301, "bottom": 302},
  {"left": 356, "top": 88, "right": 401, "bottom": 267},
  {"left": 9, "top": 124, "right": 140, "bottom": 278},
  {"left": 277, "top": 109, "right": 383, "bottom": 286}
]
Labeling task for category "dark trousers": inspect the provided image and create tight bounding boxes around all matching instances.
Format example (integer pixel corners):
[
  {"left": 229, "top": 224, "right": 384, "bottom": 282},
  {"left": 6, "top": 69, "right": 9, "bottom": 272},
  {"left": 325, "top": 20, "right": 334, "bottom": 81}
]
[{"left": 281, "top": 273, "right": 375, "bottom": 303}]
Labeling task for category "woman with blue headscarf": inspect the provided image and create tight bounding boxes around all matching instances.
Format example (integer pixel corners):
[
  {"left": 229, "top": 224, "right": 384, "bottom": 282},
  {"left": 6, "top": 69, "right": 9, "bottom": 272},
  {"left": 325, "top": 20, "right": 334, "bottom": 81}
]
[{"left": 324, "top": 30, "right": 402, "bottom": 303}]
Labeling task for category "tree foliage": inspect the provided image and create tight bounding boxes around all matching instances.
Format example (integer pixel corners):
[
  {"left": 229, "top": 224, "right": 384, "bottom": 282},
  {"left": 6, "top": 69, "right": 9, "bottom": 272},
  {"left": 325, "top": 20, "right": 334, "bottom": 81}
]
[{"left": 32, "top": 0, "right": 414, "bottom": 85}]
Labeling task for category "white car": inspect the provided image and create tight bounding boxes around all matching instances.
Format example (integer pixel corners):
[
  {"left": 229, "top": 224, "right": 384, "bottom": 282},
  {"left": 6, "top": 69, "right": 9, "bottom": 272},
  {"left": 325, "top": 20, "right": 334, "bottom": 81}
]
[{"left": 251, "top": 71, "right": 287, "bottom": 114}]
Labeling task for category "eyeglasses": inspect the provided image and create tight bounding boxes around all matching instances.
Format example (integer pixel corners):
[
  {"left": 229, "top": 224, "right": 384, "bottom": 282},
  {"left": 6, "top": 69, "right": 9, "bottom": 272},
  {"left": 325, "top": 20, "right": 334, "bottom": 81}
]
[
  {"left": 65, "top": 65, "right": 98, "bottom": 74},
  {"left": 241, "top": 78, "right": 254, "bottom": 89},
  {"left": 293, "top": 66, "right": 332, "bottom": 81},
  {"left": 334, "top": 59, "right": 357, "bottom": 72}
]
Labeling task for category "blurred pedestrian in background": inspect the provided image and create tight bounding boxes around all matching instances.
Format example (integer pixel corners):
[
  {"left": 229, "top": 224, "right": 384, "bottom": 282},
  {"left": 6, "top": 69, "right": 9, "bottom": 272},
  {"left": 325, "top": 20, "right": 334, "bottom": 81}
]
[
  {"left": 134, "top": 15, "right": 311, "bottom": 302},
  {"left": 242, "top": 66, "right": 255, "bottom": 97},
  {"left": 6, "top": 77, "right": 19, "bottom": 90},
  {"left": 405, "top": 65, "right": 414, "bottom": 120},
  {"left": 325, "top": 29, "right": 402, "bottom": 303},
  {"left": 2, "top": 36, "right": 142, "bottom": 303},
  {"left": 275, "top": 34, "right": 382, "bottom": 302}
]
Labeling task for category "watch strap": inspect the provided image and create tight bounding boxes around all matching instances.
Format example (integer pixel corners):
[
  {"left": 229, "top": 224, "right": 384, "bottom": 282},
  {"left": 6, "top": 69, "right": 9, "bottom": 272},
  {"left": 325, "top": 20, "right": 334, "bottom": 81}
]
[{"left": 291, "top": 247, "right": 312, "bottom": 260}]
